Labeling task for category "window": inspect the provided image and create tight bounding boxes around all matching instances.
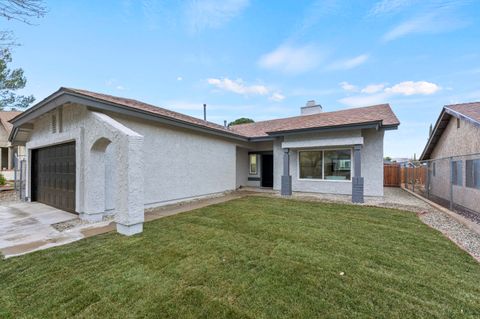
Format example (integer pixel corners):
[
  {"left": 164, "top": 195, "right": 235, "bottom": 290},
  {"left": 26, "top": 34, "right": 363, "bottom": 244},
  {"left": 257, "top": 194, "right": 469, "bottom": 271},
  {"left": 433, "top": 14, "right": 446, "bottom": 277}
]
[
  {"left": 299, "top": 151, "right": 323, "bottom": 179},
  {"left": 466, "top": 159, "right": 480, "bottom": 189},
  {"left": 324, "top": 150, "right": 351, "bottom": 180},
  {"left": 457, "top": 118, "right": 461, "bottom": 129},
  {"left": 299, "top": 149, "right": 351, "bottom": 180},
  {"left": 432, "top": 162, "right": 436, "bottom": 176},
  {"left": 249, "top": 154, "right": 257, "bottom": 175},
  {"left": 451, "top": 160, "right": 463, "bottom": 186}
]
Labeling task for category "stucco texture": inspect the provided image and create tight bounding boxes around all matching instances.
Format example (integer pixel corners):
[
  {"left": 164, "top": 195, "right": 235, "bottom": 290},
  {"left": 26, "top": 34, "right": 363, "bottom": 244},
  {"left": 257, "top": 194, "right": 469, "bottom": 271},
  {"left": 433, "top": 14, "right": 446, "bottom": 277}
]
[{"left": 429, "top": 117, "right": 480, "bottom": 213}]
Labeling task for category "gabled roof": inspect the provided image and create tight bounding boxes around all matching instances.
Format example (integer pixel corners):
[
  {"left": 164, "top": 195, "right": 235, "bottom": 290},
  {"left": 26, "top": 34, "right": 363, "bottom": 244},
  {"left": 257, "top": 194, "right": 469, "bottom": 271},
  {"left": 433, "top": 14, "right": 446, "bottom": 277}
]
[
  {"left": 420, "top": 102, "right": 480, "bottom": 160},
  {"left": 230, "top": 104, "right": 399, "bottom": 137},
  {"left": 9, "top": 87, "right": 400, "bottom": 143},
  {"left": 0, "top": 111, "right": 22, "bottom": 134}
]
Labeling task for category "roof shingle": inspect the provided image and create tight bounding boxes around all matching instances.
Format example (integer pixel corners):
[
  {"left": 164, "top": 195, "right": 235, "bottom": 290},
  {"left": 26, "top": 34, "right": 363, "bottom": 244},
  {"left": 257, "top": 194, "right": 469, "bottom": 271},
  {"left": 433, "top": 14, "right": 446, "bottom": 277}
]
[
  {"left": 229, "top": 104, "right": 399, "bottom": 137},
  {"left": 0, "top": 111, "right": 22, "bottom": 134},
  {"left": 445, "top": 102, "right": 480, "bottom": 124}
]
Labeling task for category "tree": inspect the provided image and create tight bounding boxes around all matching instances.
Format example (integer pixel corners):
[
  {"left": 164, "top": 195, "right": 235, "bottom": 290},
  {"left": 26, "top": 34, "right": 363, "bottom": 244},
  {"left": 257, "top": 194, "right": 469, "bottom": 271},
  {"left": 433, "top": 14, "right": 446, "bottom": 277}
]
[
  {"left": 0, "top": 0, "right": 46, "bottom": 24},
  {"left": 0, "top": 1, "right": 47, "bottom": 47},
  {"left": 0, "top": 48, "right": 34, "bottom": 109},
  {"left": 228, "top": 117, "right": 254, "bottom": 126}
]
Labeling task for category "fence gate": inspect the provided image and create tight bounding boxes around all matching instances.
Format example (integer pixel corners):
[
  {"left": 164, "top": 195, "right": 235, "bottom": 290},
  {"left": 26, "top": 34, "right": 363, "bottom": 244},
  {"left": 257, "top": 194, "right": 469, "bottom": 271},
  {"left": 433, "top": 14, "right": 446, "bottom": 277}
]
[{"left": 384, "top": 163, "right": 401, "bottom": 187}]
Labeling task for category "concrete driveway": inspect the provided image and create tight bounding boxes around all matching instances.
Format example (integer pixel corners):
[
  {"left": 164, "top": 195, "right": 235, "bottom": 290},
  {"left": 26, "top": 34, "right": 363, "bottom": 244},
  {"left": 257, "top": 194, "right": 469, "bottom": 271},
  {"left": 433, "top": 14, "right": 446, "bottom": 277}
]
[{"left": 0, "top": 201, "right": 109, "bottom": 258}]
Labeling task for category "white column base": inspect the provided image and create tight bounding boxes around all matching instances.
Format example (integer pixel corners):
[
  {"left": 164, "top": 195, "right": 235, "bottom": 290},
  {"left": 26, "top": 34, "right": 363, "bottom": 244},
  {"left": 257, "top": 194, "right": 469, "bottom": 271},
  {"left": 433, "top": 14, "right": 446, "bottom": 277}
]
[
  {"left": 117, "top": 222, "right": 143, "bottom": 236},
  {"left": 79, "top": 212, "right": 104, "bottom": 223}
]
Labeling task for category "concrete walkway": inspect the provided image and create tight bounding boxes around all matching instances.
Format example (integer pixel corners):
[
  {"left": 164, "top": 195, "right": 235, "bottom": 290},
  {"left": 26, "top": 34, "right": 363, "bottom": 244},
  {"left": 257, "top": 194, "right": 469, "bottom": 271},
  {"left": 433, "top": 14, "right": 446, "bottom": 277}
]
[{"left": 0, "top": 202, "right": 111, "bottom": 258}]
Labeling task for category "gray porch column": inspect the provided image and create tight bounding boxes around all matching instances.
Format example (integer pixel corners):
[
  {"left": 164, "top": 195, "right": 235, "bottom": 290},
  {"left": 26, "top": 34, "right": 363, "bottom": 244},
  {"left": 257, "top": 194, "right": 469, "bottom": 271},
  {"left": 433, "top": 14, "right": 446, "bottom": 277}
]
[
  {"left": 7, "top": 147, "right": 13, "bottom": 170},
  {"left": 352, "top": 144, "right": 364, "bottom": 203},
  {"left": 281, "top": 148, "right": 292, "bottom": 196}
]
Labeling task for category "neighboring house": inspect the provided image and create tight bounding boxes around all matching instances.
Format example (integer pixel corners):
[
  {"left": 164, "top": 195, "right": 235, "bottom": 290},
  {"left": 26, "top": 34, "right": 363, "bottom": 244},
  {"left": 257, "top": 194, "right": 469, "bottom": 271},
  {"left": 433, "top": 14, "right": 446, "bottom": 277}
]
[
  {"left": 9, "top": 88, "right": 399, "bottom": 235},
  {"left": 0, "top": 111, "right": 25, "bottom": 179},
  {"left": 420, "top": 102, "right": 480, "bottom": 213}
]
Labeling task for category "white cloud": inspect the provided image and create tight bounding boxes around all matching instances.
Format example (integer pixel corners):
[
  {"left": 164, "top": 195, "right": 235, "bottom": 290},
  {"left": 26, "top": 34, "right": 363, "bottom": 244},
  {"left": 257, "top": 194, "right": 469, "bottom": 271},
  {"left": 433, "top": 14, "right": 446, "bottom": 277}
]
[
  {"left": 384, "top": 81, "right": 441, "bottom": 95},
  {"left": 328, "top": 54, "right": 369, "bottom": 70},
  {"left": 269, "top": 92, "right": 285, "bottom": 102},
  {"left": 185, "top": 0, "right": 249, "bottom": 32},
  {"left": 207, "top": 78, "right": 269, "bottom": 95},
  {"left": 369, "top": 0, "right": 414, "bottom": 16},
  {"left": 382, "top": 9, "right": 470, "bottom": 42},
  {"left": 339, "top": 81, "right": 358, "bottom": 92},
  {"left": 339, "top": 80, "right": 441, "bottom": 106},
  {"left": 177, "top": 76, "right": 183, "bottom": 81},
  {"left": 207, "top": 78, "right": 286, "bottom": 102},
  {"left": 361, "top": 83, "right": 385, "bottom": 94},
  {"left": 339, "top": 93, "right": 390, "bottom": 107},
  {"left": 105, "top": 78, "right": 126, "bottom": 91},
  {"left": 258, "top": 44, "right": 325, "bottom": 74}
]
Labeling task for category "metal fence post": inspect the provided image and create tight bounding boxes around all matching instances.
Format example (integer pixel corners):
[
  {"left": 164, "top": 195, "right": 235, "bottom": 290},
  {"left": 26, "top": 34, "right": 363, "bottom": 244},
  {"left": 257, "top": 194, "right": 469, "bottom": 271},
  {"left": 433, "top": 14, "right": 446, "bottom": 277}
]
[
  {"left": 449, "top": 157, "right": 453, "bottom": 210},
  {"left": 426, "top": 161, "right": 430, "bottom": 198},
  {"left": 412, "top": 164, "right": 415, "bottom": 192},
  {"left": 405, "top": 165, "right": 408, "bottom": 189}
]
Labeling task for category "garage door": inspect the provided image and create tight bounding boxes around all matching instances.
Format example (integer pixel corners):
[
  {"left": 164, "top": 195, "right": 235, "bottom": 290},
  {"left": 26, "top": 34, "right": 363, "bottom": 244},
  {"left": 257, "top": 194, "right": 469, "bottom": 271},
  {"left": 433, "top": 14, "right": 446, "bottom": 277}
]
[{"left": 31, "top": 142, "right": 76, "bottom": 213}]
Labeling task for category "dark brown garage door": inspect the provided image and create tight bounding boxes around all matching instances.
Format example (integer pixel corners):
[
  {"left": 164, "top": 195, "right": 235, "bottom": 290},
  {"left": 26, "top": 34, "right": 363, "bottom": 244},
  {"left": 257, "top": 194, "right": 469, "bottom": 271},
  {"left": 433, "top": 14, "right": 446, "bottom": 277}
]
[{"left": 31, "top": 142, "right": 76, "bottom": 213}]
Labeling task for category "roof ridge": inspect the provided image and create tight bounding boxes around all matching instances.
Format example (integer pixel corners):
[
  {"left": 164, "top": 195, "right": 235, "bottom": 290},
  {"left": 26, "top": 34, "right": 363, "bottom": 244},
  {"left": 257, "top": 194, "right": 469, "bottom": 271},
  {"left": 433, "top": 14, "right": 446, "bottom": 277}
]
[
  {"left": 232, "top": 103, "right": 391, "bottom": 128},
  {"left": 63, "top": 87, "right": 227, "bottom": 130}
]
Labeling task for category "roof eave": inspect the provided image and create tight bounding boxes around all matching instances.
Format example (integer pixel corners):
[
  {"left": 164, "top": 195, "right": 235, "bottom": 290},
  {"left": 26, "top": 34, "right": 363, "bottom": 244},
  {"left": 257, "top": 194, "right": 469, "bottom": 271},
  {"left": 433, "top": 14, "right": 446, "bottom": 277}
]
[
  {"left": 10, "top": 88, "right": 249, "bottom": 143},
  {"left": 265, "top": 120, "right": 397, "bottom": 137}
]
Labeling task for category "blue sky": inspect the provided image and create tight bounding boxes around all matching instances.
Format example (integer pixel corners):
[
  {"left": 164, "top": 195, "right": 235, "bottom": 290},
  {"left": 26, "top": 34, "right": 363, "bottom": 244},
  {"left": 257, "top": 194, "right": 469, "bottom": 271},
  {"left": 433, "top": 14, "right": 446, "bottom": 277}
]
[{"left": 4, "top": 0, "right": 480, "bottom": 158}]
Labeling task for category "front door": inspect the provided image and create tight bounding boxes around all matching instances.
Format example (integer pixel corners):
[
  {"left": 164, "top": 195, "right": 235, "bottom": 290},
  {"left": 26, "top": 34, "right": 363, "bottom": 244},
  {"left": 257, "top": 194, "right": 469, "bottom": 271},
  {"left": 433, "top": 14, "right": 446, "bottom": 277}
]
[{"left": 261, "top": 154, "right": 273, "bottom": 187}]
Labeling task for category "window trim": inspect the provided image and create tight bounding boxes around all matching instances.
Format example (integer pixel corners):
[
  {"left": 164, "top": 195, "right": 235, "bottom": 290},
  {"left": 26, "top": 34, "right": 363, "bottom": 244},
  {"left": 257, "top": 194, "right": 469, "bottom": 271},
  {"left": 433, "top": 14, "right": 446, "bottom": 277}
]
[
  {"left": 249, "top": 154, "right": 258, "bottom": 175},
  {"left": 297, "top": 148, "right": 353, "bottom": 182},
  {"left": 466, "top": 159, "right": 480, "bottom": 190},
  {"left": 451, "top": 160, "right": 463, "bottom": 186}
]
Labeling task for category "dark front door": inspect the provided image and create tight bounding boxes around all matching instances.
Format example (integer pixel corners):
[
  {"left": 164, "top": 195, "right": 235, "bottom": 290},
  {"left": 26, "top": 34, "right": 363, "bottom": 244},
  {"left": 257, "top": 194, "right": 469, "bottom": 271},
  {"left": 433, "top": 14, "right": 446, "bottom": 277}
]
[
  {"left": 31, "top": 142, "right": 76, "bottom": 213},
  {"left": 261, "top": 154, "right": 274, "bottom": 187}
]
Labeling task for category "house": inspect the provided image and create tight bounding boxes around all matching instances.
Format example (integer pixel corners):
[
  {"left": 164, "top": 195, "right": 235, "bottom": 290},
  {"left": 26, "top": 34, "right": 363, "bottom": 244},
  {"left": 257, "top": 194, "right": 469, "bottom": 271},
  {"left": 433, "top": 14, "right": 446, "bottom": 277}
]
[
  {"left": 0, "top": 111, "right": 25, "bottom": 179},
  {"left": 9, "top": 88, "right": 399, "bottom": 235},
  {"left": 420, "top": 102, "right": 480, "bottom": 213}
]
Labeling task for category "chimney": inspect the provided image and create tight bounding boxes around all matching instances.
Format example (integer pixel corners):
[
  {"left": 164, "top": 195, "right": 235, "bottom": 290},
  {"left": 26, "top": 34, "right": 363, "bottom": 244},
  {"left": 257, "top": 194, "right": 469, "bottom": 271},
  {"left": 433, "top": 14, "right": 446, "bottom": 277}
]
[{"left": 301, "top": 100, "right": 322, "bottom": 115}]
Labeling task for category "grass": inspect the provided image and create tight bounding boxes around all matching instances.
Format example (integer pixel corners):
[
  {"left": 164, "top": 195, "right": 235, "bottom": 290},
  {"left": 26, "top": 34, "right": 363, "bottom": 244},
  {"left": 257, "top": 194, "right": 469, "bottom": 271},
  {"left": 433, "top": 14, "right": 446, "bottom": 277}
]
[{"left": 1, "top": 196, "right": 480, "bottom": 318}]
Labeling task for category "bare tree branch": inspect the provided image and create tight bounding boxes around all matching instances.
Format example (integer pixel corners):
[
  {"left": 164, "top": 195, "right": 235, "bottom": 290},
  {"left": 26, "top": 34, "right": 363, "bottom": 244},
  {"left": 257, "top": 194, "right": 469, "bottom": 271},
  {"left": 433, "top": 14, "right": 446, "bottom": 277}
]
[{"left": 0, "top": 0, "right": 47, "bottom": 25}]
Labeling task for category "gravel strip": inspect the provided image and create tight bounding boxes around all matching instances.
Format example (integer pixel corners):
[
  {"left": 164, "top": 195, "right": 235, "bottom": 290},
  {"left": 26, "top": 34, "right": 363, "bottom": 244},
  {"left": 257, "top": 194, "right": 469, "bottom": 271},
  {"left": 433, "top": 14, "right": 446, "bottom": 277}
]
[{"left": 419, "top": 210, "right": 480, "bottom": 262}]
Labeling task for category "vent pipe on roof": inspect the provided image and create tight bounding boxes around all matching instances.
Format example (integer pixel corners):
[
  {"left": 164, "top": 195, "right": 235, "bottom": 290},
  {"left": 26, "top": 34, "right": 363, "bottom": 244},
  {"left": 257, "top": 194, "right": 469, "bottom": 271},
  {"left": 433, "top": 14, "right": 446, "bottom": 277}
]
[
  {"left": 301, "top": 100, "right": 323, "bottom": 115},
  {"left": 203, "top": 104, "right": 207, "bottom": 121},
  {"left": 224, "top": 120, "right": 227, "bottom": 128}
]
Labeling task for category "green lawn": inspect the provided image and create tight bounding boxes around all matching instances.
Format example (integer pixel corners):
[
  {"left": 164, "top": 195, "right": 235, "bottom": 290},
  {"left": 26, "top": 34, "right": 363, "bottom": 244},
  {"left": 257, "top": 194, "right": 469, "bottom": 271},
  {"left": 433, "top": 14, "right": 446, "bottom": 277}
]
[{"left": 1, "top": 197, "right": 480, "bottom": 318}]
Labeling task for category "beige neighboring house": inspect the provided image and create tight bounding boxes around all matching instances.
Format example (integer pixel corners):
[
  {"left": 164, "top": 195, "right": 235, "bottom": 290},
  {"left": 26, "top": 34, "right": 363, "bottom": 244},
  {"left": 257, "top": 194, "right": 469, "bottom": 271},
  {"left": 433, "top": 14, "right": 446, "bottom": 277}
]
[
  {"left": 420, "top": 102, "right": 480, "bottom": 213},
  {"left": 0, "top": 111, "right": 25, "bottom": 179}
]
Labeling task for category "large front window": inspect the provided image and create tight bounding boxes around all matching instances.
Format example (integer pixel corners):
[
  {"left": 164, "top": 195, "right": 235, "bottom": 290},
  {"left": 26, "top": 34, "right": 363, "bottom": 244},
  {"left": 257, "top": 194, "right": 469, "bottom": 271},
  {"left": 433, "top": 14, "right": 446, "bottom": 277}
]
[{"left": 299, "top": 149, "right": 352, "bottom": 181}]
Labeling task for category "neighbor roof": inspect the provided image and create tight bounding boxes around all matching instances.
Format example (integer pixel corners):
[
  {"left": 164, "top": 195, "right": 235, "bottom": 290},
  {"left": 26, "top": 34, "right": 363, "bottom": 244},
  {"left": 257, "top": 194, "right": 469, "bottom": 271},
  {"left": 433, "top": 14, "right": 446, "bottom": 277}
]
[
  {"left": 230, "top": 104, "right": 399, "bottom": 137},
  {"left": 420, "top": 102, "right": 480, "bottom": 160},
  {"left": 9, "top": 88, "right": 399, "bottom": 142},
  {"left": 0, "top": 111, "right": 22, "bottom": 134}
]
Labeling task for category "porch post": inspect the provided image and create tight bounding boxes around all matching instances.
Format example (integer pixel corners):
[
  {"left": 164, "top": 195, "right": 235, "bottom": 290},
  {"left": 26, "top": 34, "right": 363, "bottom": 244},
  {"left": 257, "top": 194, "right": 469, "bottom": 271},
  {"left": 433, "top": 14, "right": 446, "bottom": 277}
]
[
  {"left": 281, "top": 148, "right": 292, "bottom": 196},
  {"left": 0, "top": 147, "right": 3, "bottom": 170},
  {"left": 352, "top": 144, "right": 364, "bottom": 203},
  {"left": 7, "top": 147, "right": 13, "bottom": 170}
]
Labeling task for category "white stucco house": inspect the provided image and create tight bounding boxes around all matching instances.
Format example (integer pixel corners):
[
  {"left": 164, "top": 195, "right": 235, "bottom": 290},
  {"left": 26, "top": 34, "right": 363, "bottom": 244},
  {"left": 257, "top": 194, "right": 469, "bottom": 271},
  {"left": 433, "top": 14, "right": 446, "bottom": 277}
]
[{"left": 9, "top": 88, "right": 400, "bottom": 235}]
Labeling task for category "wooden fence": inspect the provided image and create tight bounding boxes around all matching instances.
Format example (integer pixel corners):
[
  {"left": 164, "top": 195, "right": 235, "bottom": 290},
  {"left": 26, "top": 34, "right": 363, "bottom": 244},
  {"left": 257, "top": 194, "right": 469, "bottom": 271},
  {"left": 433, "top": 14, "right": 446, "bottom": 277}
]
[
  {"left": 384, "top": 163, "right": 428, "bottom": 187},
  {"left": 384, "top": 164, "right": 401, "bottom": 187}
]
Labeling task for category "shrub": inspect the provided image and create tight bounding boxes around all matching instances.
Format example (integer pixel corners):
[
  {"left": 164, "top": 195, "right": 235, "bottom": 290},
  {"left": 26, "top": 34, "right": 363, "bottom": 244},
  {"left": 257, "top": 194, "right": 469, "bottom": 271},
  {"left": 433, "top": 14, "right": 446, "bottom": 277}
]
[{"left": 0, "top": 173, "right": 6, "bottom": 186}]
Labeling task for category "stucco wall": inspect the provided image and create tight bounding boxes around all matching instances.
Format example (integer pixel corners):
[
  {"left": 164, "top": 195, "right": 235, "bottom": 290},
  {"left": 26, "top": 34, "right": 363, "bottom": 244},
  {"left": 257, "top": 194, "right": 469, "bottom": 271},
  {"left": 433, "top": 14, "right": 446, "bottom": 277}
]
[
  {"left": 236, "top": 147, "right": 248, "bottom": 188},
  {"left": 429, "top": 117, "right": 480, "bottom": 213},
  {"left": 0, "top": 125, "right": 9, "bottom": 146},
  {"left": 274, "top": 129, "right": 384, "bottom": 197},
  {"left": 108, "top": 113, "right": 237, "bottom": 207},
  {"left": 431, "top": 117, "right": 480, "bottom": 159}
]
